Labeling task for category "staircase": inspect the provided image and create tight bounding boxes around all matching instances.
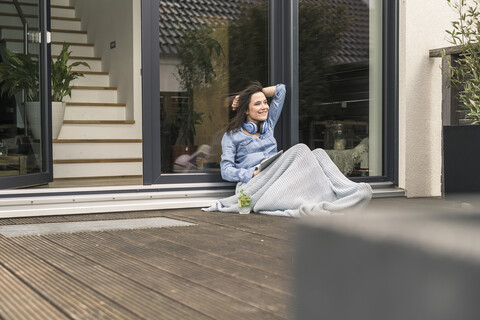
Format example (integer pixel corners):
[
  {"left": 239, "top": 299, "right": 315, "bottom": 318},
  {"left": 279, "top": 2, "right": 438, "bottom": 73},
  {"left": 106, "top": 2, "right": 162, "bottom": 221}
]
[{"left": 0, "top": 0, "right": 143, "bottom": 179}]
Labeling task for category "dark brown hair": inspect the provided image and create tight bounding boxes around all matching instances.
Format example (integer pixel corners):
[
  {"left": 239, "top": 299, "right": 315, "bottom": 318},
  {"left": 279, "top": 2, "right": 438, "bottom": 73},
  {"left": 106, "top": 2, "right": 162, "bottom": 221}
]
[{"left": 226, "top": 81, "right": 264, "bottom": 133}]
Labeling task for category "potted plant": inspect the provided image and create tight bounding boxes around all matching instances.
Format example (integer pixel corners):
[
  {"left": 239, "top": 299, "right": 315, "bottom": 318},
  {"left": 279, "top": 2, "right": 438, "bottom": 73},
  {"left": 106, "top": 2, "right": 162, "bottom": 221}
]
[
  {"left": 0, "top": 43, "right": 89, "bottom": 139},
  {"left": 442, "top": 0, "right": 480, "bottom": 194},
  {"left": 0, "top": 48, "right": 41, "bottom": 139},
  {"left": 171, "top": 25, "right": 223, "bottom": 163},
  {"left": 0, "top": 49, "right": 39, "bottom": 101},
  {"left": 238, "top": 189, "right": 252, "bottom": 214},
  {"left": 50, "top": 43, "right": 89, "bottom": 139}
]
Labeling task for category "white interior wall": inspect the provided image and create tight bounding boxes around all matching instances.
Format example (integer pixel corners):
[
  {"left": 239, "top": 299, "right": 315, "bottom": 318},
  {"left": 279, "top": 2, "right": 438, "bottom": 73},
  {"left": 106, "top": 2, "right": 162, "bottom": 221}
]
[
  {"left": 159, "top": 56, "right": 183, "bottom": 92},
  {"left": 399, "top": 0, "right": 457, "bottom": 197},
  {"left": 71, "top": 0, "right": 142, "bottom": 132}
]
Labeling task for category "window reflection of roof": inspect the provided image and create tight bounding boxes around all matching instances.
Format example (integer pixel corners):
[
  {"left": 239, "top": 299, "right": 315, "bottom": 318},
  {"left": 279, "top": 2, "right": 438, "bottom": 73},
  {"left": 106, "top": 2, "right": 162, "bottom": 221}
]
[{"left": 159, "top": 0, "right": 369, "bottom": 64}]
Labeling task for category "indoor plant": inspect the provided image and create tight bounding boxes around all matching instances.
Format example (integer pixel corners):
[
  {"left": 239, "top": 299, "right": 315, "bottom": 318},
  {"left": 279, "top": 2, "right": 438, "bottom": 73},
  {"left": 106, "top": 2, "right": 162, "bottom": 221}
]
[
  {"left": 0, "top": 49, "right": 39, "bottom": 101},
  {"left": 170, "top": 25, "right": 223, "bottom": 162},
  {"left": 442, "top": 0, "right": 480, "bottom": 194},
  {"left": 49, "top": 43, "right": 89, "bottom": 139},
  {"left": 0, "top": 43, "right": 89, "bottom": 139}
]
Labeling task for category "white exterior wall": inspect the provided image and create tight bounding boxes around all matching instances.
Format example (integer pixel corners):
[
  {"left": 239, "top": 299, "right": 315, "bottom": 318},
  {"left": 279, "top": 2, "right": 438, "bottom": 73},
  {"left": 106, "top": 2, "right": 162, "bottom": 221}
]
[{"left": 399, "top": 0, "right": 457, "bottom": 197}]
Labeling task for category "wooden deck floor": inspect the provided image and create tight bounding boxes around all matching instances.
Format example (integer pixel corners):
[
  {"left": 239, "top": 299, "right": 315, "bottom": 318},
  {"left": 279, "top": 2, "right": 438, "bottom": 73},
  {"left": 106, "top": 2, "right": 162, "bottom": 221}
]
[{"left": 0, "top": 209, "right": 294, "bottom": 320}]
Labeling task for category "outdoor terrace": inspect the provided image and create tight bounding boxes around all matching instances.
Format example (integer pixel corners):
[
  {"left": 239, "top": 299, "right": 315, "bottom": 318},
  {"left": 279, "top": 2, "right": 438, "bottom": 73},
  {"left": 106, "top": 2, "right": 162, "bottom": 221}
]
[{"left": 0, "top": 197, "right": 472, "bottom": 319}]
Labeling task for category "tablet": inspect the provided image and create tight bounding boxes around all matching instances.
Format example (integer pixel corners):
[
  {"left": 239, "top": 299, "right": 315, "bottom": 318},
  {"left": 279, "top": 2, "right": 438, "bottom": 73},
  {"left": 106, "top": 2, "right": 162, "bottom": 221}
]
[{"left": 257, "top": 150, "right": 283, "bottom": 172}]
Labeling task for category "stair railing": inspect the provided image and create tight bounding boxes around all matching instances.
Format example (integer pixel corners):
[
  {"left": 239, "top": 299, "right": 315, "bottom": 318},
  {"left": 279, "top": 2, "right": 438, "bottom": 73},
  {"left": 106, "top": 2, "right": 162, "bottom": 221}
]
[
  {"left": 12, "top": 0, "right": 29, "bottom": 55},
  {"left": 12, "top": 0, "right": 29, "bottom": 134}
]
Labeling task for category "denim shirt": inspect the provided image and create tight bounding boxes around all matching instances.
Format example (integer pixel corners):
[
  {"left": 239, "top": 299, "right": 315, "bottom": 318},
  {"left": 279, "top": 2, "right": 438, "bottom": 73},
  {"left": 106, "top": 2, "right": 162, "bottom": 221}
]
[{"left": 220, "top": 84, "right": 286, "bottom": 183}]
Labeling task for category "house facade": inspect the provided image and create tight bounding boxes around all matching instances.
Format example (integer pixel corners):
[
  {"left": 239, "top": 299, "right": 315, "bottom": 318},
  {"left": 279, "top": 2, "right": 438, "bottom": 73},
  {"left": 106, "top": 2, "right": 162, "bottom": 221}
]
[{"left": 0, "top": 0, "right": 458, "bottom": 216}]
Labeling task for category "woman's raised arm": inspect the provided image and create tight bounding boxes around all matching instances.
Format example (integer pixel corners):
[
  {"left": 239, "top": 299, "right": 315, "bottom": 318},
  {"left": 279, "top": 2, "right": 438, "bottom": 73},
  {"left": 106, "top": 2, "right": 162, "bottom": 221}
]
[{"left": 262, "top": 85, "right": 277, "bottom": 98}]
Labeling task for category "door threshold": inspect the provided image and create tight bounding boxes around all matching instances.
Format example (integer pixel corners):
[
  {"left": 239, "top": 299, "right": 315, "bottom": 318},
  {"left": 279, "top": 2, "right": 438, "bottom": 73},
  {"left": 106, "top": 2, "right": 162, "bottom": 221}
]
[{"left": 0, "top": 182, "right": 404, "bottom": 218}]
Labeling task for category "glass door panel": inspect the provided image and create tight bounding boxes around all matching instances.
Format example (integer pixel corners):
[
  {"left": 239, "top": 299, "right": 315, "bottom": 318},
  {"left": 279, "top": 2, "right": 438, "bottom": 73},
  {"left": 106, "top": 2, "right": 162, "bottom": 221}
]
[
  {"left": 0, "top": 0, "right": 50, "bottom": 188},
  {"left": 298, "top": 0, "right": 383, "bottom": 178},
  {"left": 159, "top": 0, "right": 269, "bottom": 175}
]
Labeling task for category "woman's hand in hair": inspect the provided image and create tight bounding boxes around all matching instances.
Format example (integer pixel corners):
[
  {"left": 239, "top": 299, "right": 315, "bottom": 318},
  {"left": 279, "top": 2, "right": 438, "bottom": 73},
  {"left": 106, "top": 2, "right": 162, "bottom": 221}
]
[{"left": 232, "top": 95, "right": 240, "bottom": 111}]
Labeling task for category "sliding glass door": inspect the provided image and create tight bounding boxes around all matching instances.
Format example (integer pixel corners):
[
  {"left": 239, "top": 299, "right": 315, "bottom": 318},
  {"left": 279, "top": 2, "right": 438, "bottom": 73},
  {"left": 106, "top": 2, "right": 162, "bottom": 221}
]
[
  {"left": 297, "top": 0, "right": 384, "bottom": 179},
  {"left": 143, "top": 0, "right": 398, "bottom": 185},
  {"left": 0, "top": 0, "right": 52, "bottom": 188}
]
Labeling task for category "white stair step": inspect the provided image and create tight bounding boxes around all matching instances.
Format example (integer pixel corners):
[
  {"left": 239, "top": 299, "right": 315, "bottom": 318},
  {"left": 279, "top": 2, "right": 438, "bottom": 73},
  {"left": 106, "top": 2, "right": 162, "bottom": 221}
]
[
  {"left": 64, "top": 105, "right": 125, "bottom": 120},
  {"left": 53, "top": 141, "right": 142, "bottom": 160},
  {"left": 3, "top": 41, "right": 40, "bottom": 55},
  {"left": 0, "top": 27, "right": 29, "bottom": 40},
  {"left": 71, "top": 72, "right": 110, "bottom": 86},
  {"left": 0, "top": 15, "right": 38, "bottom": 28},
  {"left": 51, "top": 0, "right": 71, "bottom": 6},
  {"left": 51, "top": 17, "right": 82, "bottom": 31},
  {"left": 3, "top": 41, "right": 94, "bottom": 58},
  {"left": 51, "top": 30, "right": 88, "bottom": 43},
  {"left": 1, "top": 28, "right": 87, "bottom": 43},
  {"left": 66, "top": 87, "right": 118, "bottom": 103},
  {"left": 51, "top": 42, "right": 94, "bottom": 57},
  {"left": 0, "top": 3, "right": 38, "bottom": 15},
  {"left": 53, "top": 161, "right": 142, "bottom": 178},
  {"left": 51, "top": 6, "right": 76, "bottom": 18},
  {"left": 67, "top": 57, "right": 102, "bottom": 72},
  {"left": 57, "top": 124, "right": 139, "bottom": 139}
]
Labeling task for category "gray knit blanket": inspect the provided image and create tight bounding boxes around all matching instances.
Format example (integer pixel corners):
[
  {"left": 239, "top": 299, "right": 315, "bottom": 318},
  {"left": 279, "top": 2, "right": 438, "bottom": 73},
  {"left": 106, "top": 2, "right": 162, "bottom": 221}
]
[{"left": 203, "top": 144, "right": 373, "bottom": 217}]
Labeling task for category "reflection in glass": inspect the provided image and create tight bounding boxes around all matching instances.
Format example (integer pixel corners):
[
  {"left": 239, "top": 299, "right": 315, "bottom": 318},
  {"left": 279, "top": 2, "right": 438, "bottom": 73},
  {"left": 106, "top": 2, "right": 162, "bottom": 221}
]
[
  {"left": 298, "top": 0, "right": 382, "bottom": 177},
  {"left": 0, "top": 0, "right": 43, "bottom": 177},
  {"left": 159, "top": 0, "right": 268, "bottom": 174}
]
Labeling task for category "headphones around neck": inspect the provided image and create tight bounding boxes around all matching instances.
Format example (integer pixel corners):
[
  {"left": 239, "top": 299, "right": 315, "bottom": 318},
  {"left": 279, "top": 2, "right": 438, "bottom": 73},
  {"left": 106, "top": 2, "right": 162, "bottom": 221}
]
[{"left": 243, "top": 121, "right": 268, "bottom": 134}]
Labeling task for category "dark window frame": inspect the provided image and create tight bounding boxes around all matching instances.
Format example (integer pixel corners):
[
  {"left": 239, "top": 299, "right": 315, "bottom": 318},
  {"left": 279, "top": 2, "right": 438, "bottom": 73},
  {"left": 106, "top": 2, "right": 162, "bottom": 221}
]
[{"left": 0, "top": 0, "right": 53, "bottom": 189}]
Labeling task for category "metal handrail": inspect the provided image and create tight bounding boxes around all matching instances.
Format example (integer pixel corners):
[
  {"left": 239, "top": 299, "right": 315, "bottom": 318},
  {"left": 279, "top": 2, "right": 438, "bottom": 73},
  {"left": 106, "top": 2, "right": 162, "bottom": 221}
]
[
  {"left": 12, "top": 0, "right": 28, "bottom": 55},
  {"left": 12, "top": 0, "right": 29, "bottom": 132}
]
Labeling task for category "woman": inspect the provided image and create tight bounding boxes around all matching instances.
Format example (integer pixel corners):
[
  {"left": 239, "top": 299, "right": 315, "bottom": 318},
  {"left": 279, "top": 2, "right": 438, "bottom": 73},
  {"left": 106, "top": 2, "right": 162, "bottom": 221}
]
[
  {"left": 204, "top": 82, "right": 372, "bottom": 217},
  {"left": 220, "top": 82, "right": 285, "bottom": 183}
]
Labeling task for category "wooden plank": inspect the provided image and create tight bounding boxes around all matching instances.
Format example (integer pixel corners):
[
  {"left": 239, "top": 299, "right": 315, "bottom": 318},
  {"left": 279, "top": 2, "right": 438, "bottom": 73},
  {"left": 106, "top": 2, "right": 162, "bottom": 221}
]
[
  {"left": 0, "top": 263, "right": 67, "bottom": 320},
  {"left": 62, "top": 120, "right": 135, "bottom": 124},
  {"left": 0, "top": 217, "right": 46, "bottom": 226},
  {"left": 150, "top": 227, "right": 291, "bottom": 276},
  {"left": 0, "top": 237, "right": 139, "bottom": 319},
  {"left": 118, "top": 228, "right": 292, "bottom": 294},
  {"left": 442, "top": 55, "right": 454, "bottom": 126},
  {"left": 53, "top": 55, "right": 101, "bottom": 60},
  {"left": 66, "top": 102, "right": 125, "bottom": 106},
  {"left": 50, "top": 4, "right": 75, "bottom": 9},
  {"left": 51, "top": 16, "right": 81, "bottom": 21},
  {"left": 430, "top": 45, "right": 462, "bottom": 58},
  {"left": 53, "top": 158, "right": 142, "bottom": 164},
  {"left": 165, "top": 211, "right": 292, "bottom": 248},
  {"left": 51, "top": 41, "right": 93, "bottom": 47},
  {"left": 45, "top": 233, "right": 281, "bottom": 319},
  {"left": 74, "top": 231, "right": 290, "bottom": 318},
  {"left": 11, "top": 236, "right": 211, "bottom": 320},
  {"left": 53, "top": 139, "right": 142, "bottom": 143},
  {"left": 167, "top": 223, "right": 293, "bottom": 260},
  {"left": 164, "top": 209, "right": 294, "bottom": 241},
  {"left": 69, "top": 86, "right": 117, "bottom": 90},
  {"left": 70, "top": 71, "right": 109, "bottom": 75},
  {"left": 51, "top": 29, "right": 87, "bottom": 34}
]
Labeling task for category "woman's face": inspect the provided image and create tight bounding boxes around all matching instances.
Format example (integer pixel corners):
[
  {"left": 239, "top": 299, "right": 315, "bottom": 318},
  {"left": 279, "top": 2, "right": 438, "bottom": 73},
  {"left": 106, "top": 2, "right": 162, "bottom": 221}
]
[{"left": 246, "top": 91, "right": 269, "bottom": 123}]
